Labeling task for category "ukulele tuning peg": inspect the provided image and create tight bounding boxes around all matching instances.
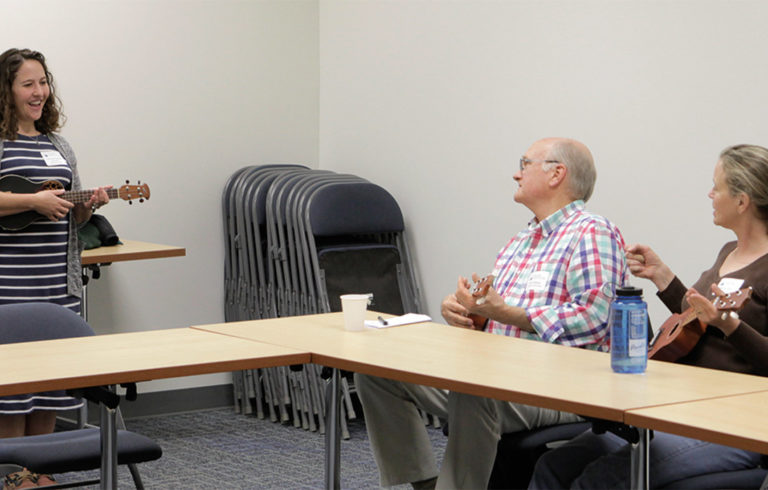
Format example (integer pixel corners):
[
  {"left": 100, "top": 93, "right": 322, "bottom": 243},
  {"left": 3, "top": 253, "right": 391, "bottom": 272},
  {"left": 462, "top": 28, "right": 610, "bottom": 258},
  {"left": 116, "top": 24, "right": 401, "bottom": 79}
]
[
  {"left": 139, "top": 198, "right": 144, "bottom": 203},
  {"left": 128, "top": 200, "right": 133, "bottom": 205},
  {"left": 125, "top": 180, "right": 130, "bottom": 184}
]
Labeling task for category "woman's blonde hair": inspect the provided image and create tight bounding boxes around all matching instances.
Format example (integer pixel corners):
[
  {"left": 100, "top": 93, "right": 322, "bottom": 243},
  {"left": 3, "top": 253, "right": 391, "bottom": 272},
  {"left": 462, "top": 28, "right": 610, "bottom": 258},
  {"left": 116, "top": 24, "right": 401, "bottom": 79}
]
[{"left": 720, "top": 144, "right": 768, "bottom": 225}]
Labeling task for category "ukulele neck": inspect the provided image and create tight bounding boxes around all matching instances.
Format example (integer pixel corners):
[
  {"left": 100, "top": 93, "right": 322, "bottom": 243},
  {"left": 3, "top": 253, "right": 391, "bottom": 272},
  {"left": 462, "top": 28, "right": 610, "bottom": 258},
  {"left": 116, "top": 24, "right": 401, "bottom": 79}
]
[
  {"left": 63, "top": 188, "right": 118, "bottom": 204},
  {"left": 679, "top": 309, "right": 698, "bottom": 326}
]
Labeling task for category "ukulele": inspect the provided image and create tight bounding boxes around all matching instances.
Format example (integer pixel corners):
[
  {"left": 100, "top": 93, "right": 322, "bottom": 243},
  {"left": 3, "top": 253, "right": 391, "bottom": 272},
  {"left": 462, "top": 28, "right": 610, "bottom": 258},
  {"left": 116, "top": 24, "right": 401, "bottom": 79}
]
[
  {"left": 648, "top": 286, "right": 752, "bottom": 362},
  {"left": 467, "top": 275, "right": 494, "bottom": 330},
  {"left": 0, "top": 174, "right": 150, "bottom": 231}
]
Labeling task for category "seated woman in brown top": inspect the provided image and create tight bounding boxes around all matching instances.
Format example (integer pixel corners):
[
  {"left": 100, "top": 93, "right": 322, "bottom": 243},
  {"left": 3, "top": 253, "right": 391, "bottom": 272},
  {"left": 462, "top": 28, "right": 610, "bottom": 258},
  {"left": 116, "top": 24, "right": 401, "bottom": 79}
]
[{"left": 529, "top": 144, "right": 768, "bottom": 489}]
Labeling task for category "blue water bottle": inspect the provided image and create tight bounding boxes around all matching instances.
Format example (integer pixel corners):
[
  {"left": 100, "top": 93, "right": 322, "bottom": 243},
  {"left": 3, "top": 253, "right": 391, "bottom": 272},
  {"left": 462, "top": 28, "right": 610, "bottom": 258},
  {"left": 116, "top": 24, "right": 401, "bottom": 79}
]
[{"left": 609, "top": 286, "right": 648, "bottom": 374}]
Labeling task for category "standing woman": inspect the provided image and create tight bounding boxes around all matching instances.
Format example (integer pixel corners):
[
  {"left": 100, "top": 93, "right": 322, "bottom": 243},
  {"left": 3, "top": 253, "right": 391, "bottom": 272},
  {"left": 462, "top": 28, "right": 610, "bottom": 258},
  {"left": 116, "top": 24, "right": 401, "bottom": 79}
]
[
  {"left": 0, "top": 48, "right": 110, "bottom": 313},
  {"left": 0, "top": 48, "right": 110, "bottom": 480}
]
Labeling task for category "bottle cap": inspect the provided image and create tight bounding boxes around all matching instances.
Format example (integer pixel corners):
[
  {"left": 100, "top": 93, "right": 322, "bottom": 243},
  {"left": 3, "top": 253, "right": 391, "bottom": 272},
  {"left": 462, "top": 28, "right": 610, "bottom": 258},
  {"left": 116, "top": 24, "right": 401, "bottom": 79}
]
[{"left": 615, "top": 286, "right": 643, "bottom": 297}]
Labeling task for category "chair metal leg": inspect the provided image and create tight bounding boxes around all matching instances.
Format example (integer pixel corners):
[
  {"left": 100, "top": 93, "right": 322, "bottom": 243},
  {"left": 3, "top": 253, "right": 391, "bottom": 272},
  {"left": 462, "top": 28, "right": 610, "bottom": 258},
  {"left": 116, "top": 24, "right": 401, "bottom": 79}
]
[
  {"left": 253, "top": 368, "right": 264, "bottom": 419},
  {"left": 114, "top": 406, "right": 146, "bottom": 490},
  {"left": 341, "top": 376, "right": 356, "bottom": 420},
  {"left": 127, "top": 462, "right": 146, "bottom": 490},
  {"left": 76, "top": 402, "right": 88, "bottom": 429},
  {"left": 324, "top": 368, "right": 341, "bottom": 490}
]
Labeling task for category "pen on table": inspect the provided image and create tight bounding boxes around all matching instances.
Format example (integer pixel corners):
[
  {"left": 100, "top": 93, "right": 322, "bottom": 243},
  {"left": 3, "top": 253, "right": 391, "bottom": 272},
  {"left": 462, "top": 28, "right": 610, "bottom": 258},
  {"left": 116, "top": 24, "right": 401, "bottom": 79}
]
[{"left": 378, "top": 316, "right": 388, "bottom": 326}]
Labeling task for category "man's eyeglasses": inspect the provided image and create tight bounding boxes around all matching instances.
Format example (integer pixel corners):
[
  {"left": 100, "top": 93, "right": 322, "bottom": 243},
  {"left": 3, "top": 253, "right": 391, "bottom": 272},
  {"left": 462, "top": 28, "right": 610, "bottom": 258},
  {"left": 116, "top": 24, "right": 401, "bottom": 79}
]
[{"left": 519, "top": 157, "right": 560, "bottom": 172}]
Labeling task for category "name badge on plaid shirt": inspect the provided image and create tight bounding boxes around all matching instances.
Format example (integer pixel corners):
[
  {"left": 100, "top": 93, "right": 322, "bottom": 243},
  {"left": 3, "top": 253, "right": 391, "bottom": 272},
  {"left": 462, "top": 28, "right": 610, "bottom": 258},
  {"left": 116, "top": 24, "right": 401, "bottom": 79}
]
[{"left": 527, "top": 270, "right": 550, "bottom": 292}]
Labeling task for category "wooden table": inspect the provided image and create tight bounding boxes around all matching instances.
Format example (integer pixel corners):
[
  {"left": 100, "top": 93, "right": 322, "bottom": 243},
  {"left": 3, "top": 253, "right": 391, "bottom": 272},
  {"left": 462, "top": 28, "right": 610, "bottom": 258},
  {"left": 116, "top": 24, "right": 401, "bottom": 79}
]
[
  {"left": 0, "top": 328, "right": 308, "bottom": 396},
  {"left": 192, "top": 312, "right": 768, "bottom": 421},
  {"left": 81, "top": 239, "right": 186, "bottom": 266},
  {"left": 192, "top": 312, "right": 768, "bottom": 490},
  {"left": 626, "top": 390, "right": 768, "bottom": 455},
  {"left": 0, "top": 328, "right": 309, "bottom": 489},
  {"left": 6, "top": 312, "right": 766, "bottom": 489},
  {"left": 80, "top": 240, "right": 186, "bottom": 322}
]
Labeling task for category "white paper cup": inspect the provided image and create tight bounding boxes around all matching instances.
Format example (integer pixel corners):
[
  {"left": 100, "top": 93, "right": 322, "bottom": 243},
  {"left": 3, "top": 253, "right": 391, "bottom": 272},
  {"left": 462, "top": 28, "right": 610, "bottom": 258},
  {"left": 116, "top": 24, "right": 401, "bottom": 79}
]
[{"left": 340, "top": 294, "right": 370, "bottom": 331}]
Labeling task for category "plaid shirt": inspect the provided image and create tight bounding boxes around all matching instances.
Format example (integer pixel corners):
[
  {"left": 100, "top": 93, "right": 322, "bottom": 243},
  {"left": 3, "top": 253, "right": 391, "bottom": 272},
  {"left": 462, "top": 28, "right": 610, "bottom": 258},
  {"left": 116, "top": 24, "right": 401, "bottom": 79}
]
[{"left": 487, "top": 200, "right": 628, "bottom": 351}]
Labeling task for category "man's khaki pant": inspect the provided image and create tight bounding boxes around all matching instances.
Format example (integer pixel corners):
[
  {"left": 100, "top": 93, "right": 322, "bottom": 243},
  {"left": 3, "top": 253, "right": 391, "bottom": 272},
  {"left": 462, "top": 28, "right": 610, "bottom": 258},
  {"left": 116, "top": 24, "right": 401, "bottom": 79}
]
[{"left": 355, "top": 373, "right": 582, "bottom": 489}]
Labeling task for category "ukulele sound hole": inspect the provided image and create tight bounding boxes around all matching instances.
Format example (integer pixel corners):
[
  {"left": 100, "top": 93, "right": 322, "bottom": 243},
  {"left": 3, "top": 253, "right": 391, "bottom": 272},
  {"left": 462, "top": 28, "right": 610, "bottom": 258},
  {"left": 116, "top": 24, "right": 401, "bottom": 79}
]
[{"left": 668, "top": 324, "right": 679, "bottom": 336}]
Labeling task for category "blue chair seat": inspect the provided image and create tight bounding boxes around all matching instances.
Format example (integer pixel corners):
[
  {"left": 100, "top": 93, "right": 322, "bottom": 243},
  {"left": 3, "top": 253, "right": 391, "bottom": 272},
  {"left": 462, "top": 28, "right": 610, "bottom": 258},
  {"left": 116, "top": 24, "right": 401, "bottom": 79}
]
[{"left": 0, "top": 428, "right": 162, "bottom": 475}]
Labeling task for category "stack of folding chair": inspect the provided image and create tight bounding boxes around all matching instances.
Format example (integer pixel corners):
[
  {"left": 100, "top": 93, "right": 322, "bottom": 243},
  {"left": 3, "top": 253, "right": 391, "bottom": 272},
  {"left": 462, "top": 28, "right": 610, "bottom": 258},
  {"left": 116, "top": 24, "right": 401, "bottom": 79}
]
[{"left": 221, "top": 165, "right": 425, "bottom": 436}]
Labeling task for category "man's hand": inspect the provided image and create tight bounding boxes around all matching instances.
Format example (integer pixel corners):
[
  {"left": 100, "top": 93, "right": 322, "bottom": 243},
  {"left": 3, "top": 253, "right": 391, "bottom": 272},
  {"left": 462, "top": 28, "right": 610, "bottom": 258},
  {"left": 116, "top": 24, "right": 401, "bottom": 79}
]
[
  {"left": 441, "top": 276, "right": 480, "bottom": 328},
  {"left": 462, "top": 273, "right": 504, "bottom": 319},
  {"left": 443, "top": 275, "right": 504, "bottom": 330},
  {"left": 625, "top": 243, "right": 674, "bottom": 291},
  {"left": 441, "top": 291, "right": 474, "bottom": 328}
]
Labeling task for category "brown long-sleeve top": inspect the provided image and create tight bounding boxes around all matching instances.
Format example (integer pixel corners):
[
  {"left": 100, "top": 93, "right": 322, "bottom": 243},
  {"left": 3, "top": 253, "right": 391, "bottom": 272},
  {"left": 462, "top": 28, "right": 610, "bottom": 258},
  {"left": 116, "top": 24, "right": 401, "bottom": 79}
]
[{"left": 657, "top": 241, "right": 768, "bottom": 376}]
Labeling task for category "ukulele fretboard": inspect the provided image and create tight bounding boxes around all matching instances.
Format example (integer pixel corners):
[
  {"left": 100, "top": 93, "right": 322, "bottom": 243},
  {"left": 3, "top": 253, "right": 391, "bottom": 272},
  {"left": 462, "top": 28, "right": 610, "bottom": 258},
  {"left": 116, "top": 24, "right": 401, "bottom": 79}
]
[{"left": 63, "top": 188, "right": 120, "bottom": 204}]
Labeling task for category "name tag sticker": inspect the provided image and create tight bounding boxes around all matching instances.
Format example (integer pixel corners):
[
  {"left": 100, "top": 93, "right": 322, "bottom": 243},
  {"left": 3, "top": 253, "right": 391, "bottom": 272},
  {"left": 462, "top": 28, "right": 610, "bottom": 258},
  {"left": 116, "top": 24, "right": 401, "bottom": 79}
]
[
  {"left": 40, "top": 150, "right": 67, "bottom": 166},
  {"left": 527, "top": 270, "right": 550, "bottom": 292},
  {"left": 718, "top": 278, "right": 744, "bottom": 294}
]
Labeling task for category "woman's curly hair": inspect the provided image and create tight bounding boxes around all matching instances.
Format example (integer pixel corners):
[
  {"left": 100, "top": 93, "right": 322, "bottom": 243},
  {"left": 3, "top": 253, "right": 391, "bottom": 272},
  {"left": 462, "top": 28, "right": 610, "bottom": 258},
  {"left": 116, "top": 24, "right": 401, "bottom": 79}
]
[{"left": 0, "top": 48, "right": 64, "bottom": 140}]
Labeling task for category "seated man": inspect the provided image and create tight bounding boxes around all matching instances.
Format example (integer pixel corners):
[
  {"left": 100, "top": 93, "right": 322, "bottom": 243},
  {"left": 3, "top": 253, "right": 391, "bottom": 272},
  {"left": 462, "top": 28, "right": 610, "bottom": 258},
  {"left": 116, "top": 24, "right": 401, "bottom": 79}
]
[{"left": 354, "top": 137, "right": 629, "bottom": 489}]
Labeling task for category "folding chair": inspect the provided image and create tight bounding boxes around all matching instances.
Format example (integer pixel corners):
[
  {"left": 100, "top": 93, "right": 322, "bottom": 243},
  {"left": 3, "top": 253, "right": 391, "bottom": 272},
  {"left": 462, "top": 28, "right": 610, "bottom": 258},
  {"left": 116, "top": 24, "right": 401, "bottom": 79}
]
[
  {"left": 288, "top": 173, "right": 368, "bottom": 314},
  {"left": 222, "top": 168, "right": 424, "bottom": 439},
  {"left": 0, "top": 302, "right": 161, "bottom": 489},
  {"left": 248, "top": 165, "right": 308, "bottom": 319},
  {"left": 223, "top": 165, "right": 308, "bottom": 415},
  {"left": 301, "top": 180, "right": 420, "bottom": 315},
  {"left": 222, "top": 166, "right": 255, "bottom": 323},
  {"left": 299, "top": 180, "right": 425, "bottom": 435},
  {"left": 264, "top": 168, "right": 316, "bottom": 317}
]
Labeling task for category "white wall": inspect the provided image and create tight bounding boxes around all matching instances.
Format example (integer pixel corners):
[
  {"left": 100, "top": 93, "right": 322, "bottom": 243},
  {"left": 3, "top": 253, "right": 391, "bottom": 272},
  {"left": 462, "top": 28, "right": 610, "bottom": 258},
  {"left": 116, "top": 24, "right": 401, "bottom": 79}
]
[
  {"left": 319, "top": 0, "right": 768, "bottom": 327},
  {"left": 2, "top": 0, "right": 319, "bottom": 392}
]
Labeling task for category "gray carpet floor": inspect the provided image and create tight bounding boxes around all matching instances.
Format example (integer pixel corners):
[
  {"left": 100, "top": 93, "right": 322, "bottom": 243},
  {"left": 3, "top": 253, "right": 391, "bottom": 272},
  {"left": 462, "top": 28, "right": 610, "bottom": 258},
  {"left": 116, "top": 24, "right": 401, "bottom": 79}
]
[{"left": 55, "top": 407, "right": 446, "bottom": 489}]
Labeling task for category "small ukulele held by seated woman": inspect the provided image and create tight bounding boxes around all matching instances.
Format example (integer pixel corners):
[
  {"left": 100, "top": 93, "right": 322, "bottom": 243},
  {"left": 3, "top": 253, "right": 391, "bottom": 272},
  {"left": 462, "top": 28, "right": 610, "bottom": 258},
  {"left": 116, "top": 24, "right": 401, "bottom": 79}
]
[{"left": 648, "top": 285, "right": 752, "bottom": 361}]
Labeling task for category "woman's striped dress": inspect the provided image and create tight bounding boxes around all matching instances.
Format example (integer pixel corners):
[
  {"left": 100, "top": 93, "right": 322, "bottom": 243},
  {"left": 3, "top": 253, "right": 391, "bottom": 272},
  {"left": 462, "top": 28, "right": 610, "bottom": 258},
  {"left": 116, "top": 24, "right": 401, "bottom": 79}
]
[{"left": 0, "top": 133, "right": 84, "bottom": 414}]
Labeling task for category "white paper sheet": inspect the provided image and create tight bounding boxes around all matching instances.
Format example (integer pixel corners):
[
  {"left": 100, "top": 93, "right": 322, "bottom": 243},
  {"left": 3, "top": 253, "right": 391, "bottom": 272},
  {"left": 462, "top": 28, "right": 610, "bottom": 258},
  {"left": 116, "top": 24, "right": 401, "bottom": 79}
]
[{"left": 365, "top": 313, "right": 432, "bottom": 329}]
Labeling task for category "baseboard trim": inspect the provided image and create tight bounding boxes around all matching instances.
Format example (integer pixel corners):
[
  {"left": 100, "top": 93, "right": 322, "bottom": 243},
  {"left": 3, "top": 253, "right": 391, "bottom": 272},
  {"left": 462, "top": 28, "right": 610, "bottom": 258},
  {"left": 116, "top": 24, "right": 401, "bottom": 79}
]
[{"left": 90, "top": 384, "right": 235, "bottom": 421}]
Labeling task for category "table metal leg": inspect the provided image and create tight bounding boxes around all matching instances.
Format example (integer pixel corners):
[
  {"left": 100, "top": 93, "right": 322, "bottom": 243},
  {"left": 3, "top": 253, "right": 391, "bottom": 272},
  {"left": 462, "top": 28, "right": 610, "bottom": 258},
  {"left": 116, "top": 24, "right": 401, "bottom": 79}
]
[
  {"left": 100, "top": 402, "right": 118, "bottom": 489},
  {"left": 324, "top": 368, "right": 341, "bottom": 490},
  {"left": 630, "top": 427, "right": 650, "bottom": 490},
  {"left": 81, "top": 279, "right": 88, "bottom": 322},
  {"left": 81, "top": 264, "right": 101, "bottom": 322}
]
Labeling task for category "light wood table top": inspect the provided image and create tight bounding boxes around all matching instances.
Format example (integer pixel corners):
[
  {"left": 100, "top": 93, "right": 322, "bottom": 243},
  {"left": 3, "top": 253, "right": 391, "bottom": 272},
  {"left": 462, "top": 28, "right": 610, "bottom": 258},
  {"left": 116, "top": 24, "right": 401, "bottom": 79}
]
[
  {"left": 81, "top": 239, "right": 186, "bottom": 265},
  {"left": 0, "top": 328, "right": 309, "bottom": 397},
  {"left": 625, "top": 391, "right": 768, "bottom": 454},
  {"left": 192, "top": 312, "right": 768, "bottom": 422}
]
